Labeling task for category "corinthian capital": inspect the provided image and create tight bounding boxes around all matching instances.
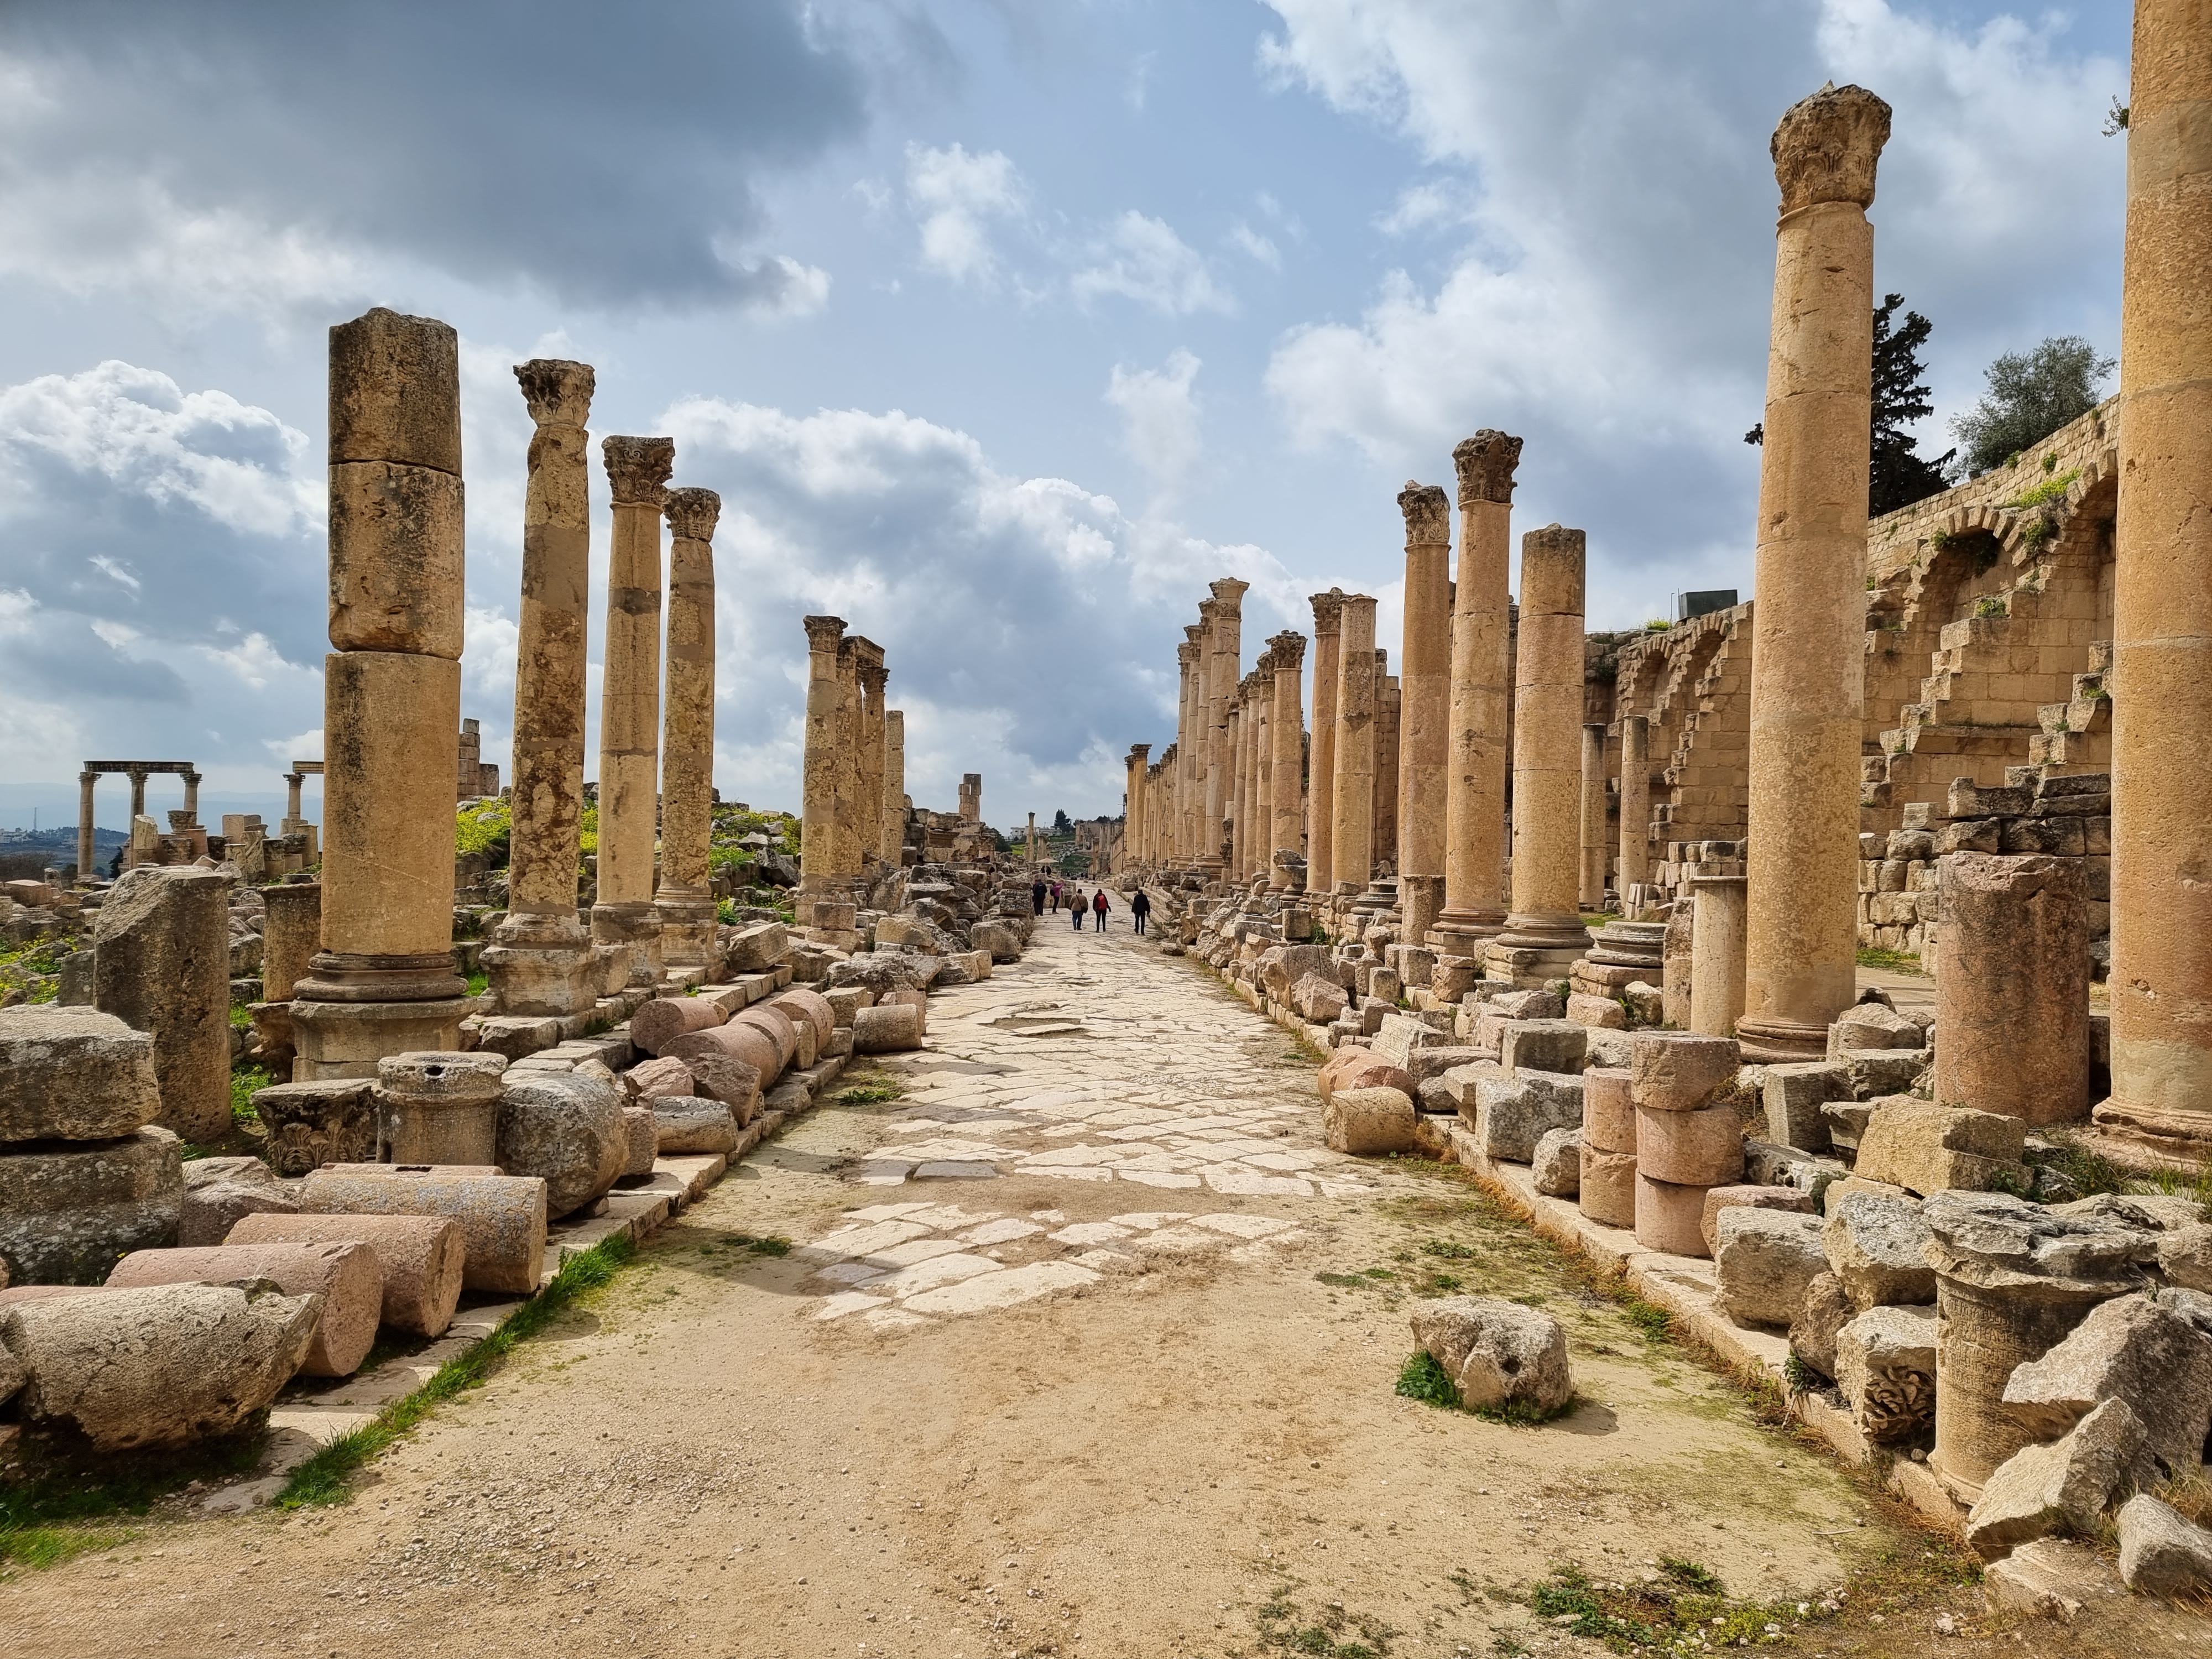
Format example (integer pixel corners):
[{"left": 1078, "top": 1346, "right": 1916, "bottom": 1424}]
[
  {"left": 1453, "top": 431, "right": 1523, "bottom": 507},
  {"left": 514, "top": 358, "right": 594, "bottom": 428},
  {"left": 802, "top": 614, "right": 847, "bottom": 654},
  {"left": 1268, "top": 629, "right": 1307, "bottom": 671},
  {"left": 1397, "top": 482, "right": 1451, "bottom": 544},
  {"left": 664, "top": 486, "right": 721, "bottom": 541},
  {"left": 1771, "top": 82, "right": 1891, "bottom": 213},
  {"left": 602, "top": 435, "right": 675, "bottom": 505}
]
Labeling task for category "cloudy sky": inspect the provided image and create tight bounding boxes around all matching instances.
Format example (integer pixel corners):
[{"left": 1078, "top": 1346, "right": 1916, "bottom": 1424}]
[{"left": 0, "top": 0, "right": 2127, "bottom": 833}]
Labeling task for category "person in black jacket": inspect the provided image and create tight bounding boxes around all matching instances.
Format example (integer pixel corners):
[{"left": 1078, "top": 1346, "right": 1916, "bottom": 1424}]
[{"left": 1130, "top": 888, "right": 1151, "bottom": 936}]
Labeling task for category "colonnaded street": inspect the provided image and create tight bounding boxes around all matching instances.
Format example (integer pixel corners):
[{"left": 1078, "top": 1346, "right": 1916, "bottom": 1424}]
[{"left": 17, "top": 911, "right": 2199, "bottom": 1659}]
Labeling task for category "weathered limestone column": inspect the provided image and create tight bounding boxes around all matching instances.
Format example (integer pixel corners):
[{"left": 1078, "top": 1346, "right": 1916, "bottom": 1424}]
[
  {"left": 1398, "top": 481, "right": 1452, "bottom": 942},
  {"left": 2100, "top": 2, "right": 2212, "bottom": 1150},
  {"left": 291, "top": 308, "right": 470, "bottom": 1078},
  {"left": 1579, "top": 724, "right": 1609, "bottom": 911},
  {"left": 1204, "top": 578, "right": 1248, "bottom": 874},
  {"left": 881, "top": 709, "right": 906, "bottom": 865},
  {"left": 1431, "top": 432, "right": 1522, "bottom": 963},
  {"left": 1689, "top": 874, "right": 1748, "bottom": 1038},
  {"left": 1308, "top": 591, "right": 1344, "bottom": 894},
  {"left": 75, "top": 771, "right": 95, "bottom": 885},
  {"left": 1739, "top": 84, "right": 1891, "bottom": 1063},
  {"left": 1374, "top": 655, "right": 1400, "bottom": 875},
  {"left": 1617, "top": 714, "right": 1652, "bottom": 903},
  {"left": 859, "top": 657, "right": 888, "bottom": 867},
  {"left": 1331, "top": 595, "right": 1379, "bottom": 895},
  {"left": 1939, "top": 854, "right": 2089, "bottom": 1124},
  {"left": 591, "top": 435, "right": 674, "bottom": 985},
  {"left": 800, "top": 615, "right": 847, "bottom": 894},
  {"left": 1486, "top": 526, "right": 1592, "bottom": 987},
  {"left": 1267, "top": 632, "right": 1306, "bottom": 890},
  {"left": 654, "top": 486, "right": 721, "bottom": 969},
  {"left": 483, "top": 359, "right": 596, "bottom": 1016}
]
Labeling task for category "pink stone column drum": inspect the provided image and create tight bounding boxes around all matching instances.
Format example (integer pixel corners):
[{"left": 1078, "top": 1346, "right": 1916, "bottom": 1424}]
[
  {"left": 1432, "top": 432, "right": 1521, "bottom": 961},
  {"left": 1739, "top": 84, "right": 1891, "bottom": 1063},
  {"left": 1936, "top": 854, "right": 2088, "bottom": 1124},
  {"left": 1307, "top": 592, "right": 1346, "bottom": 894},
  {"left": 2099, "top": 0, "right": 2212, "bottom": 1154}
]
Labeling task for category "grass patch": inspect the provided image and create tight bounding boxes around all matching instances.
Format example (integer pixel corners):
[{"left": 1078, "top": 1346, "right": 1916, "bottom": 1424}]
[
  {"left": 274, "top": 1232, "right": 636, "bottom": 1509},
  {"left": 1854, "top": 947, "right": 1923, "bottom": 974},
  {"left": 0, "top": 1430, "right": 267, "bottom": 1574}
]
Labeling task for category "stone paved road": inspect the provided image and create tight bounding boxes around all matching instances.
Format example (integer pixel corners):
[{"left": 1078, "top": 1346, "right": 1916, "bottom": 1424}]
[{"left": 5, "top": 913, "right": 2135, "bottom": 1659}]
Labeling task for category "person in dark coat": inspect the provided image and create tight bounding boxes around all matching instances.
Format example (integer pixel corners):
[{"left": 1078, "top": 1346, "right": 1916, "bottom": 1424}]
[
  {"left": 1130, "top": 888, "right": 1151, "bottom": 936},
  {"left": 1031, "top": 878, "right": 1046, "bottom": 916},
  {"left": 1091, "top": 889, "right": 1109, "bottom": 931}
]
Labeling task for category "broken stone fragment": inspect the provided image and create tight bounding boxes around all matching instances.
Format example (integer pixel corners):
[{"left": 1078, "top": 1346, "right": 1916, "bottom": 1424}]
[
  {"left": 1531, "top": 1128, "right": 1580, "bottom": 1197},
  {"left": 107, "top": 1239, "right": 382, "bottom": 1378},
  {"left": 2117, "top": 1494, "right": 2212, "bottom": 1597},
  {"left": 1834, "top": 1303, "right": 1937, "bottom": 1442},
  {"left": 1822, "top": 1192, "right": 1937, "bottom": 1311},
  {"left": 1967, "top": 1399, "right": 2153, "bottom": 1561},
  {"left": 1410, "top": 1295, "right": 1574, "bottom": 1415},
  {"left": 226, "top": 1210, "right": 463, "bottom": 1337},
  {"left": 1322, "top": 1086, "right": 1416, "bottom": 1156},
  {"left": 2001, "top": 1291, "right": 2212, "bottom": 1474},
  {"left": 0, "top": 1005, "right": 162, "bottom": 1143},
  {"left": 1714, "top": 1208, "right": 1828, "bottom": 1328},
  {"left": 0, "top": 1280, "right": 319, "bottom": 1452}
]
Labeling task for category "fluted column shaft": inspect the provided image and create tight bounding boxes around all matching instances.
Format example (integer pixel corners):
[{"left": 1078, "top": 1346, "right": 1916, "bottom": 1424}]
[{"left": 1331, "top": 596, "right": 1379, "bottom": 895}]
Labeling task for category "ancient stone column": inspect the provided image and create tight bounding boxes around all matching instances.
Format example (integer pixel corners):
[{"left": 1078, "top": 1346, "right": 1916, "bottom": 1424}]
[
  {"left": 291, "top": 308, "right": 471, "bottom": 1079},
  {"left": 1308, "top": 591, "right": 1345, "bottom": 894},
  {"left": 1939, "top": 854, "right": 2088, "bottom": 1124},
  {"left": 881, "top": 709, "right": 906, "bottom": 865},
  {"left": 2100, "top": 3, "right": 2212, "bottom": 1151},
  {"left": 1738, "top": 84, "right": 1891, "bottom": 1063},
  {"left": 1689, "top": 874, "right": 1748, "bottom": 1038},
  {"left": 591, "top": 435, "right": 674, "bottom": 985},
  {"left": 800, "top": 615, "right": 847, "bottom": 893},
  {"left": 1486, "top": 526, "right": 1592, "bottom": 987},
  {"left": 1579, "top": 724, "right": 1609, "bottom": 911},
  {"left": 1617, "top": 714, "right": 1652, "bottom": 903},
  {"left": 1204, "top": 578, "right": 1248, "bottom": 874},
  {"left": 1398, "top": 481, "right": 1453, "bottom": 942},
  {"left": 483, "top": 358, "right": 596, "bottom": 1017},
  {"left": 1374, "top": 655, "right": 1400, "bottom": 877},
  {"left": 859, "top": 657, "right": 888, "bottom": 867},
  {"left": 1267, "top": 632, "right": 1307, "bottom": 890},
  {"left": 1331, "top": 595, "right": 1379, "bottom": 895},
  {"left": 75, "top": 771, "right": 95, "bottom": 886},
  {"left": 654, "top": 486, "right": 721, "bottom": 969},
  {"left": 1432, "top": 432, "right": 1522, "bottom": 963}
]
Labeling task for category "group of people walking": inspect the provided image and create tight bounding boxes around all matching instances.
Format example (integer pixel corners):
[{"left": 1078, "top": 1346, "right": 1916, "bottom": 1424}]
[{"left": 1030, "top": 876, "right": 1152, "bottom": 936}]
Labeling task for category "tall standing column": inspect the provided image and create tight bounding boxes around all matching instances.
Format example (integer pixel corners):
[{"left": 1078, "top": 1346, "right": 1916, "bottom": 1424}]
[
  {"left": 1331, "top": 596, "right": 1379, "bottom": 895},
  {"left": 1431, "top": 432, "right": 1522, "bottom": 962},
  {"left": 1308, "top": 591, "right": 1345, "bottom": 896},
  {"left": 1580, "top": 724, "right": 1610, "bottom": 911},
  {"left": 800, "top": 616, "right": 847, "bottom": 894},
  {"left": 291, "top": 307, "right": 470, "bottom": 1079},
  {"left": 859, "top": 657, "right": 888, "bottom": 868},
  {"left": 1485, "top": 526, "right": 1592, "bottom": 988},
  {"left": 2099, "top": 2, "right": 2212, "bottom": 1151},
  {"left": 654, "top": 486, "right": 721, "bottom": 969},
  {"left": 1204, "top": 578, "right": 1248, "bottom": 874},
  {"left": 76, "top": 771, "right": 95, "bottom": 885},
  {"left": 1618, "top": 714, "right": 1652, "bottom": 906},
  {"left": 484, "top": 358, "right": 597, "bottom": 1016},
  {"left": 1739, "top": 84, "right": 1891, "bottom": 1062},
  {"left": 591, "top": 435, "right": 675, "bottom": 987},
  {"left": 1269, "top": 632, "right": 1307, "bottom": 890},
  {"left": 1398, "top": 482, "right": 1453, "bottom": 943},
  {"left": 881, "top": 709, "right": 906, "bottom": 867}
]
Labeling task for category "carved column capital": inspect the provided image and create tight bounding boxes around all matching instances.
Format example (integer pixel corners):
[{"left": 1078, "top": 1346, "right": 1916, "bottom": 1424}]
[
  {"left": 664, "top": 486, "right": 721, "bottom": 541},
  {"left": 1771, "top": 82, "right": 1891, "bottom": 213},
  {"left": 1397, "top": 481, "right": 1451, "bottom": 544},
  {"left": 514, "top": 358, "right": 595, "bottom": 428},
  {"left": 601, "top": 435, "right": 675, "bottom": 506},
  {"left": 1453, "top": 431, "right": 1524, "bottom": 506}
]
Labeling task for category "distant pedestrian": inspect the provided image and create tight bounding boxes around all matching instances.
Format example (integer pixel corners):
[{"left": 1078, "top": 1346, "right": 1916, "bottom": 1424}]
[
  {"left": 1070, "top": 889, "right": 1086, "bottom": 930},
  {"left": 1031, "top": 878, "right": 1046, "bottom": 916},
  {"left": 1131, "top": 888, "right": 1151, "bottom": 936},
  {"left": 1092, "top": 889, "right": 1109, "bottom": 931}
]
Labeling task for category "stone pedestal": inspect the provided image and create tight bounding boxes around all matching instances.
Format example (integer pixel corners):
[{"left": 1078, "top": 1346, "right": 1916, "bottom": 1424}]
[
  {"left": 1330, "top": 595, "right": 1379, "bottom": 895},
  {"left": 655, "top": 487, "right": 722, "bottom": 969},
  {"left": 1739, "top": 85, "right": 1891, "bottom": 1063},
  {"left": 2098, "top": 0, "right": 2212, "bottom": 1153},
  {"left": 1307, "top": 593, "right": 1345, "bottom": 894},
  {"left": 485, "top": 359, "right": 597, "bottom": 1016},
  {"left": 1433, "top": 432, "right": 1520, "bottom": 959},
  {"left": 1580, "top": 723, "right": 1609, "bottom": 911},
  {"left": 1690, "top": 874, "right": 1749, "bottom": 1039},
  {"left": 1486, "top": 525, "right": 1592, "bottom": 988},
  {"left": 1937, "top": 854, "right": 2088, "bottom": 1124},
  {"left": 592, "top": 435, "right": 675, "bottom": 985}
]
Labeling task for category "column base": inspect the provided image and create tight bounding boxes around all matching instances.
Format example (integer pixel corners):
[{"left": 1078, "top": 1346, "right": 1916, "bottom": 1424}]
[
  {"left": 591, "top": 900, "right": 662, "bottom": 988},
  {"left": 1733, "top": 1015, "right": 1828, "bottom": 1065},
  {"left": 290, "top": 995, "right": 474, "bottom": 1082},
  {"left": 654, "top": 889, "right": 719, "bottom": 971},
  {"left": 482, "top": 911, "right": 598, "bottom": 1018}
]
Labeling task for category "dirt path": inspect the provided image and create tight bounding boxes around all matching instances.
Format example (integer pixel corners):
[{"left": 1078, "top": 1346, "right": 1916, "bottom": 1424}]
[{"left": 1, "top": 917, "right": 2195, "bottom": 1657}]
